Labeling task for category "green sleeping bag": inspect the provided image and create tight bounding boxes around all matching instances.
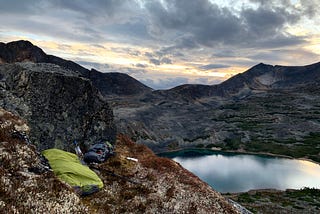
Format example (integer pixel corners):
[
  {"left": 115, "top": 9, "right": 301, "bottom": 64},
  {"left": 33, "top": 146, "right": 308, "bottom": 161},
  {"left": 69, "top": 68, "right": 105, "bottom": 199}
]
[{"left": 42, "top": 148, "right": 103, "bottom": 196}]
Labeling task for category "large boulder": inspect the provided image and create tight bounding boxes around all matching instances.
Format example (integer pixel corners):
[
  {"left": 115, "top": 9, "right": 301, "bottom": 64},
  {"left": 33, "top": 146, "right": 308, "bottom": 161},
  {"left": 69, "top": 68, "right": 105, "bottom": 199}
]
[{"left": 0, "top": 62, "right": 116, "bottom": 151}]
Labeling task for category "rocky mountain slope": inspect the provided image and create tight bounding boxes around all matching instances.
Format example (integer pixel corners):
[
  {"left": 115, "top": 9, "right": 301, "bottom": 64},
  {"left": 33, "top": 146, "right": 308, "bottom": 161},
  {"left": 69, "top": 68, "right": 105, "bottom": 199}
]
[
  {"left": 89, "top": 69, "right": 152, "bottom": 96},
  {"left": 0, "top": 108, "right": 240, "bottom": 213},
  {"left": 169, "top": 62, "right": 320, "bottom": 98},
  {"left": 111, "top": 62, "right": 320, "bottom": 162}
]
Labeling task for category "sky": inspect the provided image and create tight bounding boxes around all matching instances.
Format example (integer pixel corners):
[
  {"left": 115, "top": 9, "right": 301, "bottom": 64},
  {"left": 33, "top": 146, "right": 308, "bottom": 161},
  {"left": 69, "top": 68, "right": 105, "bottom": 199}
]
[{"left": 0, "top": 0, "right": 319, "bottom": 89}]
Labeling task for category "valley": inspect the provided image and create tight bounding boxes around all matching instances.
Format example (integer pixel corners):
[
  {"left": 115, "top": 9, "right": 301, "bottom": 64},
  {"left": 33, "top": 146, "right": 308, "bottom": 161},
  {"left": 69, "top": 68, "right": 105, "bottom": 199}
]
[{"left": 111, "top": 84, "right": 320, "bottom": 163}]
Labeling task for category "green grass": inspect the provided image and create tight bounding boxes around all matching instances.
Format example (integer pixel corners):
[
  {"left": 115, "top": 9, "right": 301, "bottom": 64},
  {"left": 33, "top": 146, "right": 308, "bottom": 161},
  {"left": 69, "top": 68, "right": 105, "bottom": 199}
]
[
  {"left": 286, "top": 188, "right": 320, "bottom": 198},
  {"left": 238, "top": 121, "right": 261, "bottom": 131},
  {"left": 223, "top": 137, "right": 241, "bottom": 150},
  {"left": 225, "top": 188, "right": 320, "bottom": 214},
  {"left": 238, "top": 132, "right": 320, "bottom": 162},
  {"left": 238, "top": 193, "right": 255, "bottom": 203}
]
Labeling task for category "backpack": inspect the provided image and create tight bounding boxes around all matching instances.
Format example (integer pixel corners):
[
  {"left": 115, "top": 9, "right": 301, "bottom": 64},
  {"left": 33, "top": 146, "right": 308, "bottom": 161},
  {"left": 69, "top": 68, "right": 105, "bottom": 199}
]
[{"left": 83, "top": 142, "right": 114, "bottom": 164}]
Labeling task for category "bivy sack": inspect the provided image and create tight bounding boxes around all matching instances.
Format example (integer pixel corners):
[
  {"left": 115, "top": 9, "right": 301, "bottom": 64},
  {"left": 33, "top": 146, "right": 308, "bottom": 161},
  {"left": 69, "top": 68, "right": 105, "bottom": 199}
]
[{"left": 42, "top": 148, "right": 103, "bottom": 196}]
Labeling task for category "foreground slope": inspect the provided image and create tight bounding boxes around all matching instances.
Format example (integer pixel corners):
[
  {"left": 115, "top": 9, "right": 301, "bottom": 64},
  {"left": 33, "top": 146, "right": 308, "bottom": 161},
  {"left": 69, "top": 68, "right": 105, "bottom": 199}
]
[{"left": 0, "top": 108, "right": 240, "bottom": 213}]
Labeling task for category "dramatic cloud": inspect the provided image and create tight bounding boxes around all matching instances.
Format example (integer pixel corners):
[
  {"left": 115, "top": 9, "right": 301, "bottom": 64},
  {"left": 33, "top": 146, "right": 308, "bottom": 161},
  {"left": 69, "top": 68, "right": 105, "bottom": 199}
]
[
  {"left": 149, "top": 57, "right": 172, "bottom": 65},
  {"left": 0, "top": 0, "right": 319, "bottom": 89},
  {"left": 135, "top": 63, "right": 148, "bottom": 68},
  {"left": 143, "top": 0, "right": 309, "bottom": 49},
  {"left": 76, "top": 61, "right": 110, "bottom": 71},
  {"left": 145, "top": 0, "right": 243, "bottom": 46},
  {"left": 199, "top": 64, "right": 230, "bottom": 70}
]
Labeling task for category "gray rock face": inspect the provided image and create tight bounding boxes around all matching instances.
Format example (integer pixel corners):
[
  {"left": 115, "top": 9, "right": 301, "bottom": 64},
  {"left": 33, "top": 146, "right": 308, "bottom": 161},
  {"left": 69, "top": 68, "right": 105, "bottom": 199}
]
[{"left": 0, "top": 62, "right": 116, "bottom": 151}]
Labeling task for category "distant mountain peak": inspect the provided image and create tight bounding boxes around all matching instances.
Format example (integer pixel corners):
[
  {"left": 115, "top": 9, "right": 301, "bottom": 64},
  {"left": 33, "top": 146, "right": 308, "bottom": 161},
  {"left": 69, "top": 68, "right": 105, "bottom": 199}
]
[
  {"left": 6, "top": 40, "right": 34, "bottom": 47},
  {"left": 167, "top": 61, "right": 320, "bottom": 99},
  {"left": 0, "top": 40, "right": 47, "bottom": 63},
  {"left": 89, "top": 69, "right": 152, "bottom": 96}
]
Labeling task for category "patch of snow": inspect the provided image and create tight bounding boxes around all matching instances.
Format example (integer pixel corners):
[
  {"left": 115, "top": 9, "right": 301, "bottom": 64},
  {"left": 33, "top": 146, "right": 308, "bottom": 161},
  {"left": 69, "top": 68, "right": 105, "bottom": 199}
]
[{"left": 256, "top": 72, "right": 276, "bottom": 85}]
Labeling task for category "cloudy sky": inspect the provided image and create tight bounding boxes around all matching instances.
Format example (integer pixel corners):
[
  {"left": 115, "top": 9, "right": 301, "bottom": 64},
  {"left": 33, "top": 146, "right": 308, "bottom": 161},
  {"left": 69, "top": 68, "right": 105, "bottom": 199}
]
[{"left": 1, "top": 0, "right": 319, "bottom": 89}]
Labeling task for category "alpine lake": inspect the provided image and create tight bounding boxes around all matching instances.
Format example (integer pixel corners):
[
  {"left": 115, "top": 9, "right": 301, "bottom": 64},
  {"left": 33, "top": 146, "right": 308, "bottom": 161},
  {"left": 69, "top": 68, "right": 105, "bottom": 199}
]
[{"left": 160, "top": 149, "right": 320, "bottom": 193}]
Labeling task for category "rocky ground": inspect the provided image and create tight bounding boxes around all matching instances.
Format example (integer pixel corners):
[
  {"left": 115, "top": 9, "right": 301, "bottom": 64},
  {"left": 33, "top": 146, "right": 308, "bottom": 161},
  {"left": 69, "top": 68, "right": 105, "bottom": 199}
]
[
  {"left": 0, "top": 108, "right": 91, "bottom": 213},
  {"left": 0, "top": 108, "right": 240, "bottom": 213}
]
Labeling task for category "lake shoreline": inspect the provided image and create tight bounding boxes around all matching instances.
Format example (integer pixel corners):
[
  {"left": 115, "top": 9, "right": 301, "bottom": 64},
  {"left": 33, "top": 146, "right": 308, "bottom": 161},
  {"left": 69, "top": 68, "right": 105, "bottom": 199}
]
[
  {"left": 157, "top": 147, "right": 320, "bottom": 165},
  {"left": 159, "top": 147, "right": 320, "bottom": 194}
]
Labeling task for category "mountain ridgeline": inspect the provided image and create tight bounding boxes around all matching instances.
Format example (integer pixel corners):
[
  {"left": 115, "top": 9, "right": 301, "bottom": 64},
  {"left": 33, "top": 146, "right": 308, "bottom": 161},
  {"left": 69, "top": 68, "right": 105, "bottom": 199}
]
[
  {"left": 170, "top": 62, "right": 320, "bottom": 98},
  {"left": 0, "top": 40, "right": 151, "bottom": 97},
  {"left": 1, "top": 40, "right": 320, "bottom": 163}
]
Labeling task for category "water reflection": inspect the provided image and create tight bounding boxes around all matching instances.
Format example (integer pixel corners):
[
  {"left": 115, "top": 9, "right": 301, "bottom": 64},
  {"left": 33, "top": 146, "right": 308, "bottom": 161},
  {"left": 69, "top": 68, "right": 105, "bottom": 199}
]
[{"left": 172, "top": 152, "right": 320, "bottom": 193}]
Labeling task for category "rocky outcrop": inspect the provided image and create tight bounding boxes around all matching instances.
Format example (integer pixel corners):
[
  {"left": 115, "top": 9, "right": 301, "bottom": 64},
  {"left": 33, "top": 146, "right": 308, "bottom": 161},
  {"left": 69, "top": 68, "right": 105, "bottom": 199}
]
[
  {"left": 0, "top": 62, "right": 116, "bottom": 151},
  {"left": 0, "top": 40, "right": 47, "bottom": 63},
  {"left": 0, "top": 109, "right": 240, "bottom": 213},
  {"left": 0, "top": 40, "right": 88, "bottom": 75}
]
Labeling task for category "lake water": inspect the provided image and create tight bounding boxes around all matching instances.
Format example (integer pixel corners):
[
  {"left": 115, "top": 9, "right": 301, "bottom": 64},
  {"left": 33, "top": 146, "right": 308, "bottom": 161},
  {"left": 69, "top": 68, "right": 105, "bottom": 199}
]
[{"left": 163, "top": 150, "right": 320, "bottom": 193}]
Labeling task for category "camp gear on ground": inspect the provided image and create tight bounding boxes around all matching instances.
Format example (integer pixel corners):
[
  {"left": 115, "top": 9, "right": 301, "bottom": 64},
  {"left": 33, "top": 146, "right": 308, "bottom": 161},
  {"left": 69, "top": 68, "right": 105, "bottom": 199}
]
[
  {"left": 28, "top": 155, "right": 52, "bottom": 174},
  {"left": 90, "top": 165, "right": 140, "bottom": 185},
  {"left": 42, "top": 148, "right": 103, "bottom": 196},
  {"left": 73, "top": 140, "right": 83, "bottom": 158},
  {"left": 83, "top": 141, "right": 114, "bottom": 164},
  {"left": 126, "top": 157, "right": 138, "bottom": 162}
]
